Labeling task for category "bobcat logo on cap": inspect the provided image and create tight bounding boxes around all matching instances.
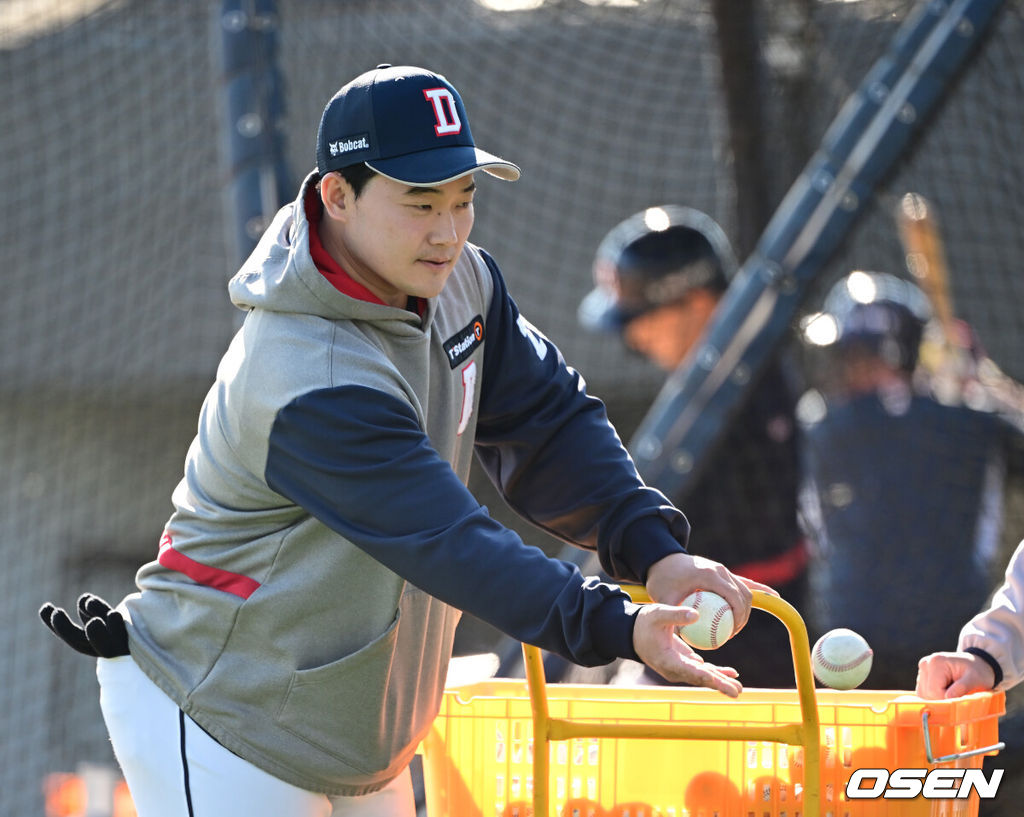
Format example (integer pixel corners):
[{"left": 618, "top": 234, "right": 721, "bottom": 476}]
[
  {"left": 423, "top": 88, "right": 462, "bottom": 136},
  {"left": 329, "top": 135, "right": 370, "bottom": 157}
]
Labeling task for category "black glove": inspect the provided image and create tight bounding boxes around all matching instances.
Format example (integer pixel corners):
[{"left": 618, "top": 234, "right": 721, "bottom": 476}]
[{"left": 39, "top": 593, "right": 129, "bottom": 658}]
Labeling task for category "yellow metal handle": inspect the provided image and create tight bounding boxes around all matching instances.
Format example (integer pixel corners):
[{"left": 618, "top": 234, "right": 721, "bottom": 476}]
[{"left": 523, "top": 587, "right": 822, "bottom": 816}]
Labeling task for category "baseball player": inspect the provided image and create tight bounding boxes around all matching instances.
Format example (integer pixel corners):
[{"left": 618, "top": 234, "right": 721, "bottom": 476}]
[
  {"left": 578, "top": 206, "right": 809, "bottom": 688},
  {"left": 39, "top": 65, "right": 770, "bottom": 816},
  {"left": 799, "top": 270, "right": 1022, "bottom": 689}
]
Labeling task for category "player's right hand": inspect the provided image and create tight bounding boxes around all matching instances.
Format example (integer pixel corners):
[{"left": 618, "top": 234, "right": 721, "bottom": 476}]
[
  {"left": 915, "top": 651, "right": 996, "bottom": 699},
  {"left": 632, "top": 602, "right": 743, "bottom": 697},
  {"left": 644, "top": 552, "right": 776, "bottom": 639}
]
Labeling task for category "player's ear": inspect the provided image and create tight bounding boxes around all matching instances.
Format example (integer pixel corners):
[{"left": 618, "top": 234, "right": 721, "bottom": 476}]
[{"left": 320, "top": 171, "right": 355, "bottom": 222}]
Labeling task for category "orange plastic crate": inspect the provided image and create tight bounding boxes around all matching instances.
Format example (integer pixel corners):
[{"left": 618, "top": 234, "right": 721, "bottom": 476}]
[
  {"left": 420, "top": 680, "right": 1003, "bottom": 816},
  {"left": 420, "top": 591, "right": 1004, "bottom": 817}
]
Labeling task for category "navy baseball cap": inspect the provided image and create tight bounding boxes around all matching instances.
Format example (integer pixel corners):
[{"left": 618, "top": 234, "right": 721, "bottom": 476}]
[
  {"left": 316, "top": 64, "right": 520, "bottom": 186},
  {"left": 819, "top": 271, "right": 932, "bottom": 371},
  {"left": 578, "top": 206, "right": 736, "bottom": 332}
]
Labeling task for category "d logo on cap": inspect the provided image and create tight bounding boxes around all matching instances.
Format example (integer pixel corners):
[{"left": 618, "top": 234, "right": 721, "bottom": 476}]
[{"left": 423, "top": 88, "right": 462, "bottom": 136}]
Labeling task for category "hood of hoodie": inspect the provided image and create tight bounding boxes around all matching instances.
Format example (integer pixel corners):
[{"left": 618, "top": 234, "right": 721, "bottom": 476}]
[{"left": 228, "top": 172, "right": 436, "bottom": 332}]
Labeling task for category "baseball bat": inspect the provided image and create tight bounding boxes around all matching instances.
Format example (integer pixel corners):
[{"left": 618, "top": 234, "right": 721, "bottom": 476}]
[
  {"left": 897, "top": 192, "right": 957, "bottom": 346},
  {"left": 896, "top": 192, "right": 1024, "bottom": 425}
]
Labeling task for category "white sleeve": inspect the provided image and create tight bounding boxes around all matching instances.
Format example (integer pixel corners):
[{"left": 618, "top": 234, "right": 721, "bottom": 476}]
[{"left": 959, "top": 539, "right": 1024, "bottom": 690}]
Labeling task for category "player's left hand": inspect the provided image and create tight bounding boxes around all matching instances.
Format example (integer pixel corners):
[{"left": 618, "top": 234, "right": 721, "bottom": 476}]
[
  {"left": 632, "top": 602, "right": 742, "bottom": 697},
  {"left": 644, "top": 552, "right": 777, "bottom": 639}
]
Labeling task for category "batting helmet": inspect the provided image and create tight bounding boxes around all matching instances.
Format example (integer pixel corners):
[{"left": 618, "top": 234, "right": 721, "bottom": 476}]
[
  {"left": 822, "top": 270, "right": 932, "bottom": 371},
  {"left": 577, "top": 205, "right": 738, "bottom": 332}
]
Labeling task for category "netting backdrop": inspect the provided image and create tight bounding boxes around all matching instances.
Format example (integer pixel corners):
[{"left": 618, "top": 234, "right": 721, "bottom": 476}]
[{"left": 1, "top": 1, "right": 1022, "bottom": 814}]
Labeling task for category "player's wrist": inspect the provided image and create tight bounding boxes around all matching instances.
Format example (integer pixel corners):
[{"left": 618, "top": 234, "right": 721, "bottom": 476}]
[
  {"left": 590, "top": 594, "right": 642, "bottom": 663},
  {"left": 621, "top": 516, "right": 688, "bottom": 584},
  {"left": 963, "top": 646, "right": 1002, "bottom": 688}
]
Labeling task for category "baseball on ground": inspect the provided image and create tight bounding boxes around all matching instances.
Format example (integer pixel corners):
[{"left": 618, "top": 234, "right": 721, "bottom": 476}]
[
  {"left": 811, "top": 628, "right": 873, "bottom": 689},
  {"left": 676, "top": 590, "right": 735, "bottom": 650}
]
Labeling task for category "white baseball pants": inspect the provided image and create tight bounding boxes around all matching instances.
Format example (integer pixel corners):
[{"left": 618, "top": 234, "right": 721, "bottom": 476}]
[{"left": 97, "top": 656, "right": 416, "bottom": 817}]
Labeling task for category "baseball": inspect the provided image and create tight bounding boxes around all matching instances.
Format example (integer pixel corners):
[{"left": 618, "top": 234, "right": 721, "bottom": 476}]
[
  {"left": 676, "top": 590, "right": 735, "bottom": 650},
  {"left": 811, "top": 628, "right": 873, "bottom": 689}
]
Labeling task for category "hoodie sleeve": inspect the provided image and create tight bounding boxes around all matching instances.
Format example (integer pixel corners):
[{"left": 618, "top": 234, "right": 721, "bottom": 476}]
[
  {"left": 473, "top": 251, "right": 689, "bottom": 583},
  {"left": 959, "top": 539, "right": 1024, "bottom": 691},
  {"left": 265, "top": 385, "right": 640, "bottom": 666}
]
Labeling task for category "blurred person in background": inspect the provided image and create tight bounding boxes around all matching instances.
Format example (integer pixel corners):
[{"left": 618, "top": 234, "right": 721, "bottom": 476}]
[
  {"left": 578, "top": 205, "right": 809, "bottom": 688},
  {"left": 797, "top": 270, "right": 1024, "bottom": 690}
]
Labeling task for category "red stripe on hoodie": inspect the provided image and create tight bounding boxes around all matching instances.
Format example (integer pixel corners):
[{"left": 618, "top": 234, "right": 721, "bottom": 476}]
[{"left": 158, "top": 531, "right": 260, "bottom": 600}]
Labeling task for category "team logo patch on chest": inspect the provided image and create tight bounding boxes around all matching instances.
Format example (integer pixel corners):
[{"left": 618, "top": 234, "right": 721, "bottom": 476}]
[{"left": 443, "top": 315, "right": 485, "bottom": 369}]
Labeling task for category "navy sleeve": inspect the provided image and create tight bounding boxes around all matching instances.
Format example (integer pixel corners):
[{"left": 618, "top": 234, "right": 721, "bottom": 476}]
[
  {"left": 265, "top": 385, "right": 640, "bottom": 666},
  {"left": 474, "top": 252, "right": 689, "bottom": 583}
]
